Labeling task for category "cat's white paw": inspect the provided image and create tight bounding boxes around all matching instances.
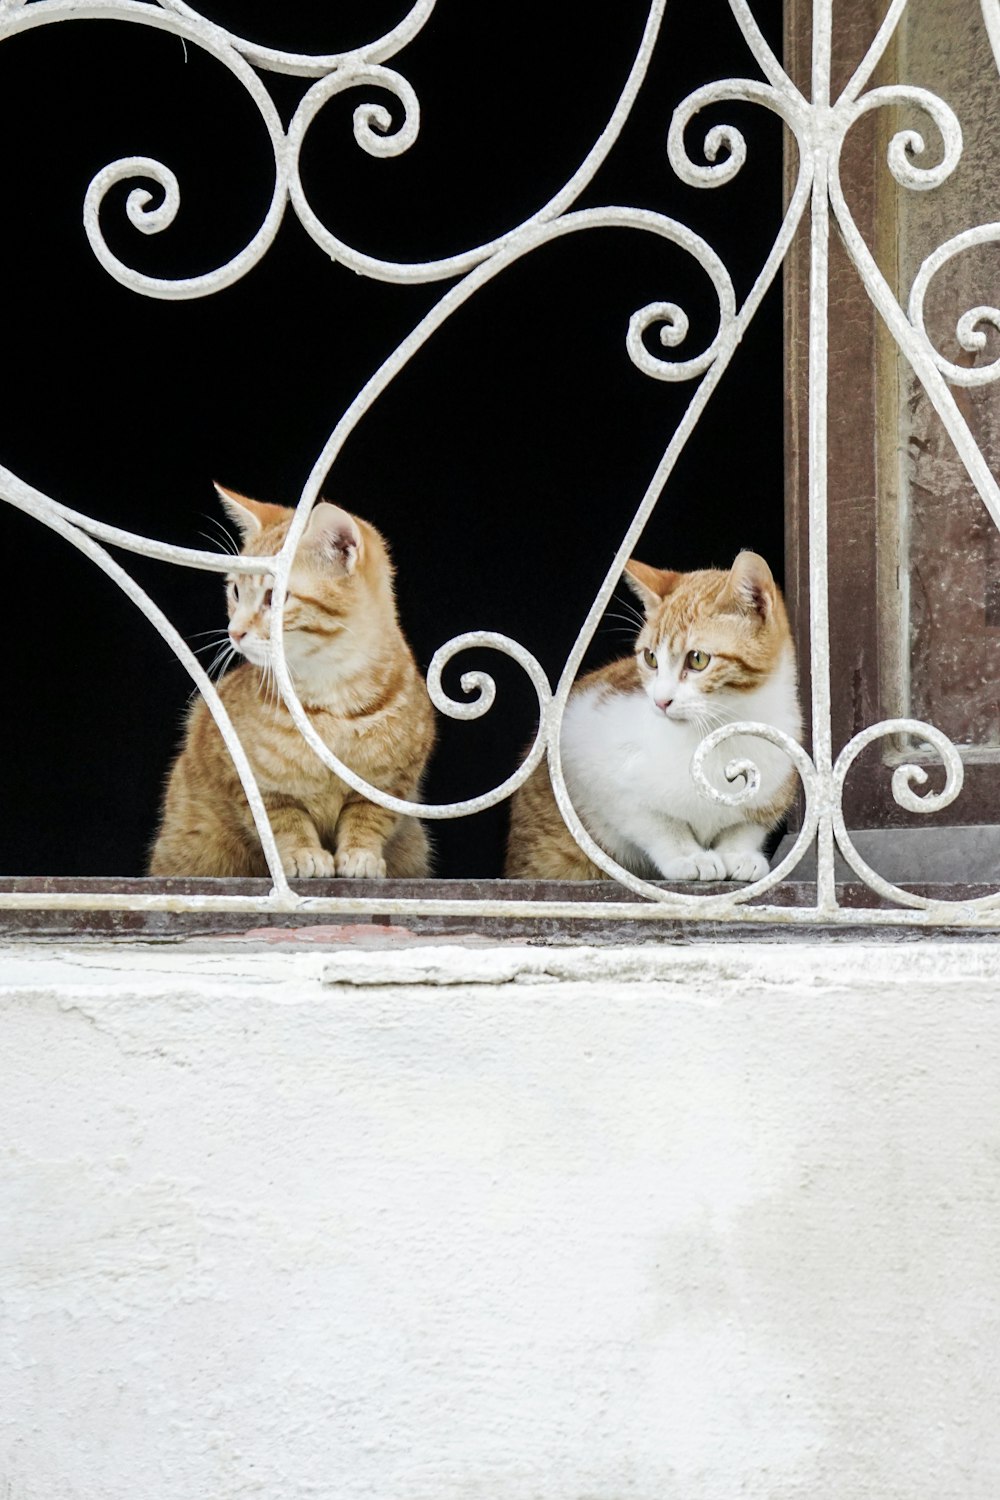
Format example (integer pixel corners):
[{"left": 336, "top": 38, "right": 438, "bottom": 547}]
[
  {"left": 284, "top": 847, "right": 337, "bottom": 879},
  {"left": 659, "top": 850, "right": 728, "bottom": 882},
  {"left": 335, "top": 848, "right": 387, "bottom": 880},
  {"left": 721, "top": 850, "right": 770, "bottom": 882}
]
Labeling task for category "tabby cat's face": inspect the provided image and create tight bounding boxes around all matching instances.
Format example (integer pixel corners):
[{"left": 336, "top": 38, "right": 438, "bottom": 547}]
[
  {"left": 215, "top": 487, "right": 393, "bottom": 681},
  {"left": 625, "top": 552, "right": 793, "bottom": 725},
  {"left": 225, "top": 554, "right": 344, "bottom": 673}
]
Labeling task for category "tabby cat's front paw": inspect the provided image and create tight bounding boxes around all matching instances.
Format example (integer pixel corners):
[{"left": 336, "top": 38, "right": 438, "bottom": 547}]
[
  {"left": 283, "top": 847, "right": 337, "bottom": 879},
  {"left": 721, "top": 850, "right": 769, "bottom": 882},
  {"left": 335, "top": 848, "right": 388, "bottom": 880},
  {"left": 659, "top": 850, "right": 728, "bottom": 881}
]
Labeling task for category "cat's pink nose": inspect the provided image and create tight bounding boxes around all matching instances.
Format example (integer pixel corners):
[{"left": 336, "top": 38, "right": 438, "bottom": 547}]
[
  {"left": 655, "top": 697, "right": 673, "bottom": 713},
  {"left": 229, "top": 626, "right": 247, "bottom": 645}
]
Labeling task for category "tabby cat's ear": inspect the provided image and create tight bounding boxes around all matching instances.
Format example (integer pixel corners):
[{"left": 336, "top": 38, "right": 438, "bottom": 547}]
[
  {"left": 724, "top": 551, "right": 775, "bottom": 621},
  {"left": 304, "top": 501, "right": 362, "bottom": 575},
  {"left": 214, "top": 483, "right": 288, "bottom": 540},
  {"left": 623, "top": 559, "right": 680, "bottom": 615}
]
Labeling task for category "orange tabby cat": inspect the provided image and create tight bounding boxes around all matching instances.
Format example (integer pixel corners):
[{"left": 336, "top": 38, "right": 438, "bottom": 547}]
[
  {"left": 505, "top": 551, "right": 802, "bottom": 881},
  {"left": 149, "top": 485, "right": 436, "bottom": 878}
]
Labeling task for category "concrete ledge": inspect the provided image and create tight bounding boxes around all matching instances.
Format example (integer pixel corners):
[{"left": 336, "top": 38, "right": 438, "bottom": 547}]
[
  {"left": 3, "top": 936, "right": 1000, "bottom": 1498},
  {"left": 4, "top": 937, "right": 1000, "bottom": 993}
]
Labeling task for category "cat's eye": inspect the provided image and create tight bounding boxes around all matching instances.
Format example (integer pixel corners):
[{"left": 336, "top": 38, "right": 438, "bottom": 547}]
[
  {"left": 686, "top": 649, "right": 711, "bottom": 671},
  {"left": 231, "top": 583, "right": 239, "bottom": 601},
  {"left": 642, "top": 647, "right": 657, "bottom": 669},
  {"left": 264, "top": 589, "right": 273, "bottom": 608}
]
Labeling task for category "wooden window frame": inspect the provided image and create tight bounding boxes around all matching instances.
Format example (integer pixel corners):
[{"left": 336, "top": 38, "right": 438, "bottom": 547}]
[{"left": 784, "top": 0, "right": 1000, "bottom": 830}]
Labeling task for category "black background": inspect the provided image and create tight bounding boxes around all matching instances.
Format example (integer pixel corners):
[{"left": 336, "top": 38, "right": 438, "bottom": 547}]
[{"left": 0, "top": 1, "right": 784, "bottom": 879}]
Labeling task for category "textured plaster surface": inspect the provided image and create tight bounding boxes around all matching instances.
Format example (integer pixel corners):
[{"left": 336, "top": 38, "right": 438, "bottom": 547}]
[{"left": 1, "top": 940, "right": 1000, "bottom": 1499}]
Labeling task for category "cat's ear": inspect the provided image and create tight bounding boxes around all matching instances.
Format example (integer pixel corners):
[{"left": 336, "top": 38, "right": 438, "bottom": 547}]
[
  {"left": 304, "top": 501, "right": 362, "bottom": 575},
  {"left": 724, "top": 551, "right": 775, "bottom": 621},
  {"left": 214, "top": 483, "right": 288, "bottom": 540},
  {"left": 624, "top": 559, "right": 680, "bottom": 615}
]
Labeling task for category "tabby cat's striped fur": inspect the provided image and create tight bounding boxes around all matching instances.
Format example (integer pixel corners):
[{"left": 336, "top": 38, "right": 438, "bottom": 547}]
[{"left": 149, "top": 486, "right": 435, "bottom": 879}]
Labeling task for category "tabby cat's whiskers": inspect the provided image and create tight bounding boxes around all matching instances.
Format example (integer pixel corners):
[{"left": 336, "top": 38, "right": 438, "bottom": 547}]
[
  {"left": 150, "top": 486, "right": 436, "bottom": 881},
  {"left": 198, "top": 516, "right": 240, "bottom": 556}
]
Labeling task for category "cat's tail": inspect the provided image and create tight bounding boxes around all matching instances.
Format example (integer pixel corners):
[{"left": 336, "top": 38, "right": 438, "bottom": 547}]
[{"left": 384, "top": 814, "right": 433, "bottom": 879}]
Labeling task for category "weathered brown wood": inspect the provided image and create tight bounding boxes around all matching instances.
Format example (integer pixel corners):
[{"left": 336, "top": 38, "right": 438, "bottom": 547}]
[
  {"left": 784, "top": 0, "right": 1000, "bottom": 831},
  {"left": 785, "top": 0, "right": 886, "bottom": 827},
  {"left": 783, "top": 0, "right": 812, "bottom": 829},
  {"left": 894, "top": 7, "right": 1000, "bottom": 753}
]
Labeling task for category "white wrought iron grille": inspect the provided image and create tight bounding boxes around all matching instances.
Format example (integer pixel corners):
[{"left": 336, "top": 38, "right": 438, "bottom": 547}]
[{"left": 1, "top": 0, "right": 999, "bottom": 929}]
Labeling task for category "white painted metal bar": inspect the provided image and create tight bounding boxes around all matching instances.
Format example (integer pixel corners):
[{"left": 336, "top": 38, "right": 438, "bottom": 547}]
[
  {"left": 806, "top": 3, "right": 837, "bottom": 917},
  {"left": 1, "top": 0, "right": 998, "bottom": 927},
  {"left": 0, "top": 887, "right": 994, "bottom": 931}
]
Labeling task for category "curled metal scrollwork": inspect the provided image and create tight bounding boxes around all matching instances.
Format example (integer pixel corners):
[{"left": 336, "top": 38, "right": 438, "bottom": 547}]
[
  {"left": 538, "top": 714, "right": 819, "bottom": 914},
  {"left": 909, "top": 223, "right": 1000, "bottom": 387},
  {"left": 667, "top": 78, "right": 808, "bottom": 191},
  {"left": 289, "top": 63, "right": 421, "bottom": 171},
  {"left": 689, "top": 720, "right": 811, "bottom": 811},
  {"left": 832, "top": 720, "right": 966, "bottom": 910},
  {"left": 691, "top": 720, "right": 820, "bottom": 898},
  {"left": 283, "top": 0, "right": 673, "bottom": 284},
  {"left": 84, "top": 146, "right": 289, "bottom": 302},
  {"left": 0, "top": 1, "right": 290, "bottom": 301},
  {"left": 837, "top": 85, "right": 963, "bottom": 192},
  {"left": 625, "top": 241, "right": 734, "bottom": 382},
  {"left": 269, "top": 615, "right": 554, "bottom": 822}
]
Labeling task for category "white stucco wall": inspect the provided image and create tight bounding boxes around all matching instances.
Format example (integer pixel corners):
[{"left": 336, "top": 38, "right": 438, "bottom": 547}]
[{"left": 2, "top": 938, "right": 999, "bottom": 1500}]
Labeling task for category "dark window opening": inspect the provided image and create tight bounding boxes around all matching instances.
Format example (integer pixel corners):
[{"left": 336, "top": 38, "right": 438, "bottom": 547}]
[{"left": 0, "top": 1, "right": 785, "bottom": 882}]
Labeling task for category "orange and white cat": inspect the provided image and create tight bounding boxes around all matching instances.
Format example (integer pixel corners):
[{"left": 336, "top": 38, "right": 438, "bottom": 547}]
[
  {"left": 149, "top": 485, "right": 436, "bottom": 879},
  {"left": 505, "top": 551, "right": 802, "bottom": 881}
]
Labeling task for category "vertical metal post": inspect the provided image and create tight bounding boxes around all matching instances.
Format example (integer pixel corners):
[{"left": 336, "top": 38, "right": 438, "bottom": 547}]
[{"left": 809, "top": 0, "right": 837, "bottom": 914}]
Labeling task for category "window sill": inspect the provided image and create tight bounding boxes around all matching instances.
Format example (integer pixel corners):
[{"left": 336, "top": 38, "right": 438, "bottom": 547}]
[{"left": 0, "top": 875, "right": 997, "bottom": 943}]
